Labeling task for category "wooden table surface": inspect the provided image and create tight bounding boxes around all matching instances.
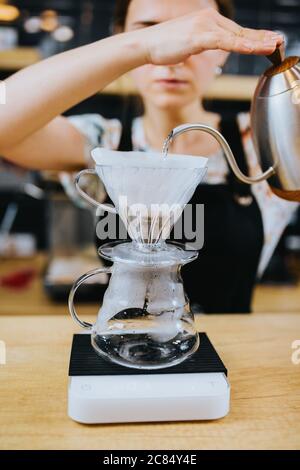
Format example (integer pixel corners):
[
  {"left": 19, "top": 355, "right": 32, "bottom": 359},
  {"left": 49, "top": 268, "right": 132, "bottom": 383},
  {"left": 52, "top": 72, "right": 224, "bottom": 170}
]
[
  {"left": 0, "top": 254, "right": 101, "bottom": 317},
  {"left": 0, "top": 312, "right": 299, "bottom": 450}
]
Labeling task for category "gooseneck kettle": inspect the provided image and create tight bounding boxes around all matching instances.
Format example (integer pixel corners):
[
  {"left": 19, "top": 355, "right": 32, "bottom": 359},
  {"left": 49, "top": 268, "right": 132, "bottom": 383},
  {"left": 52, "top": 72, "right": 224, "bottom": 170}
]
[
  {"left": 164, "top": 45, "right": 300, "bottom": 202},
  {"left": 251, "top": 45, "right": 300, "bottom": 201}
]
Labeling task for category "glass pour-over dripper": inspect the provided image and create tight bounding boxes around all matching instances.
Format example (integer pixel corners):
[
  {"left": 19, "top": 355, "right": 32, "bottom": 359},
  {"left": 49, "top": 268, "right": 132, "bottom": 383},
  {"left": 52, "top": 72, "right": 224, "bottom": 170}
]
[{"left": 75, "top": 149, "right": 208, "bottom": 249}]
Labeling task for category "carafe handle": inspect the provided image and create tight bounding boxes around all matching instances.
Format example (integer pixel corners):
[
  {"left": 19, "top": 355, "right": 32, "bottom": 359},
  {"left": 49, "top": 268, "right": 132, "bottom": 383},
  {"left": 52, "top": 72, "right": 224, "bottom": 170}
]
[
  {"left": 68, "top": 266, "right": 112, "bottom": 329},
  {"left": 75, "top": 169, "right": 117, "bottom": 214},
  {"left": 163, "top": 123, "right": 276, "bottom": 184}
]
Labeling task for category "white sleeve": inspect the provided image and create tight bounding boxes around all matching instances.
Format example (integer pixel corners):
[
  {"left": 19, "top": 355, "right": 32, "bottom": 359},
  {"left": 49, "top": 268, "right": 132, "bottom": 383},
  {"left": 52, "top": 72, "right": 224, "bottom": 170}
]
[
  {"left": 59, "top": 114, "right": 121, "bottom": 208},
  {"left": 67, "top": 113, "right": 122, "bottom": 166},
  {"left": 237, "top": 112, "right": 299, "bottom": 277}
]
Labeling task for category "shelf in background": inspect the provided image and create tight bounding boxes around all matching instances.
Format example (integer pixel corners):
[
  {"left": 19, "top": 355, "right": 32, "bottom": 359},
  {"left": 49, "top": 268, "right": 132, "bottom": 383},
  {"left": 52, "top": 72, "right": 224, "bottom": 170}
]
[
  {"left": 0, "top": 47, "right": 41, "bottom": 70},
  {"left": 0, "top": 47, "right": 259, "bottom": 101},
  {"left": 103, "top": 74, "right": 259, "bottom": 102}
]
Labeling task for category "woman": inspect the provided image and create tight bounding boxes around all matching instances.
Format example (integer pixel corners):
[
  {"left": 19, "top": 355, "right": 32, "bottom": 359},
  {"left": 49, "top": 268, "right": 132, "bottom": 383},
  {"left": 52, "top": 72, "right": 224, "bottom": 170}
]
[{"left": 0, "top": 1, "right": 294, "bottom": 312}]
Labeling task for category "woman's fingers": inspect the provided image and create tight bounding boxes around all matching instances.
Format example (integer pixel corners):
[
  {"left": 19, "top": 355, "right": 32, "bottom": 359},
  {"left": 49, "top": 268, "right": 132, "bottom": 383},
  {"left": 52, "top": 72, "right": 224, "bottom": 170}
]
[
  {"left": 143, "top": 8, "right": 285, "bottom": 66},
  {"left": 231, "top": 34, "right": 281, "bottom": 55},
  {"left": 202, "top": 29, "right": 280, "bottom": 55},
  {"left": 237, "top": 27, "right": 283, "bottom": 43},
  {"left": 215, "top": 10, "right": 284, "bottom": 48}
]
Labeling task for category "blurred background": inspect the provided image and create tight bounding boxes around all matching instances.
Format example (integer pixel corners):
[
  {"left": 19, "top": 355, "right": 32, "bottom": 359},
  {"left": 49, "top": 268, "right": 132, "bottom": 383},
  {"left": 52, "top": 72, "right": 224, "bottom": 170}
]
[{"left": 0, "top": 0, "right": 300, "bottom": 315}]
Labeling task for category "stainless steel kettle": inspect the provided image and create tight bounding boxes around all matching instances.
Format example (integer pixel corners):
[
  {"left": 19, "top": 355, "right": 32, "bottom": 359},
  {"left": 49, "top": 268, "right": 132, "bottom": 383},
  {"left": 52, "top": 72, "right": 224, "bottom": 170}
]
[
  {"left": 251, "top": 46, "right": 300, "bottom": 201},
  {"left": 164, "top": 46, "right": 300, "bottom": 202}
]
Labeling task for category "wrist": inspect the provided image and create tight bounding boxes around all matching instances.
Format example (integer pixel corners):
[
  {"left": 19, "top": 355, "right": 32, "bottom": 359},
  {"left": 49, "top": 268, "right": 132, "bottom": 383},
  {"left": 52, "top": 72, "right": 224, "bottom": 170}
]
[{"left": 118, "top": 30, "right": 150, "bottom": 69}]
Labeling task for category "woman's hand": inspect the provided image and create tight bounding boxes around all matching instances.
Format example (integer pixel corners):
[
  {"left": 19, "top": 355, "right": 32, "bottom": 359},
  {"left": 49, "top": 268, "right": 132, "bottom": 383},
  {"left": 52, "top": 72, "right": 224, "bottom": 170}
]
[{"left": 137, "top": 7, "right": 284, "bottom": 65}]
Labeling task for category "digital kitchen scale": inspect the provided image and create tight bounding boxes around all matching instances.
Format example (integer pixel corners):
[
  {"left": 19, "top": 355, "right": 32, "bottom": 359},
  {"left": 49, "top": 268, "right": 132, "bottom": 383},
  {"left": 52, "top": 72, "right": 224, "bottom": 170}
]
[{"left": 68, "top": 333, "right": 230, "bottom": 424}]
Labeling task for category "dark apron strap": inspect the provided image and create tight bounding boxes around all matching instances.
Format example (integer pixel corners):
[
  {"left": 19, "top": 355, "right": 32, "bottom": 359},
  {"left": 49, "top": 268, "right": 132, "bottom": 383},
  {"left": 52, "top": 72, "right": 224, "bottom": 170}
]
[
  {"left": 180, "top": 114, "right": 264, "bottom": 313},
  {"left": 220, "top": 114, "right": 252, "bottom": 198},
  {"left": 117, "top": 98, "right": 135, "bottom": 152}
]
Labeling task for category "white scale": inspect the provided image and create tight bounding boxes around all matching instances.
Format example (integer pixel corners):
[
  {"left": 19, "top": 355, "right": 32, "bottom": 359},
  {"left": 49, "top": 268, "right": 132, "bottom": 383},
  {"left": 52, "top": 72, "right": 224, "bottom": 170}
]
[{"left": 68, "top": 332, "right": 230, "bottom": 424}]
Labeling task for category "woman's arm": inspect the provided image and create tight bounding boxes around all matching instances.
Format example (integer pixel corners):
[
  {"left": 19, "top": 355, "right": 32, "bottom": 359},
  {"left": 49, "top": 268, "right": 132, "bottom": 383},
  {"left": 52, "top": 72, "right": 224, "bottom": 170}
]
[
  {"left": 0, "top": 8, "right": 283, "bottom": 170},
  {"left": 0, "top": 33, "right": 145, "bottom": 170}
]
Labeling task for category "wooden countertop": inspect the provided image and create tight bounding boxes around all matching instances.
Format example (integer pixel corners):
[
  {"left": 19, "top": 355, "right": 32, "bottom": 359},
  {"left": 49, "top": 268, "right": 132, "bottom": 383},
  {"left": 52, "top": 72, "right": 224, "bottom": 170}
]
[
  {"left": 0, "top": 312, "right": 299, "bottom": 450},
  {"left": 0, "top": 254, "right": 102, "bottom": 317},
  {"left": 0, "top": 47, "right": 259, "bottom": 100}
]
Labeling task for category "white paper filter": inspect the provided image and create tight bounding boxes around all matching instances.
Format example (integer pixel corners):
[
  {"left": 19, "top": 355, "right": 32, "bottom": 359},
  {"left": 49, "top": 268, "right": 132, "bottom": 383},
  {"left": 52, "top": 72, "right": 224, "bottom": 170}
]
[{"left": 91, "top": 149, "right": 208, "bottom": 245}]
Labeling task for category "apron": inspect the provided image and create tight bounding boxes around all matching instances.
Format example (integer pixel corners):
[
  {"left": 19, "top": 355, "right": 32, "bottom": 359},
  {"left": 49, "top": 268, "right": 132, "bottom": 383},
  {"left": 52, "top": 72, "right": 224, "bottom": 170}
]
[{"left": 95, "top": 113, "right": 264, "bottom": 313}]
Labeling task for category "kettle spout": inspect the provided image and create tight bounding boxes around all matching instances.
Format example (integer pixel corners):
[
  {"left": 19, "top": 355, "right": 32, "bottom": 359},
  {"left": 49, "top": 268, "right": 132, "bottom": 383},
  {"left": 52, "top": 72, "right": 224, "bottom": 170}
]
[{"left": 163, "top": 123, "right": 275, "bottom": 185}]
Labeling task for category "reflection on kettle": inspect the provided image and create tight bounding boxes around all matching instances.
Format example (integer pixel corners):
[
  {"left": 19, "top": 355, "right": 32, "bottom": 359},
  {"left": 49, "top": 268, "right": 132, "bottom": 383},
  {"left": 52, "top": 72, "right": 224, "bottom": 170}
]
[{"left": 164, "top": 45, "right": 300, "bottom": 202}]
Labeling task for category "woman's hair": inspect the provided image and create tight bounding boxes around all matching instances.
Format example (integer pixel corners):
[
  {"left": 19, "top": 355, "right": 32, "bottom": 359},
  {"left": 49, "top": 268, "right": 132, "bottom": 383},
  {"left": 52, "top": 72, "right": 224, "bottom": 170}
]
[{"left": 113, "top": 0, "right": 234, "bottom": 32}]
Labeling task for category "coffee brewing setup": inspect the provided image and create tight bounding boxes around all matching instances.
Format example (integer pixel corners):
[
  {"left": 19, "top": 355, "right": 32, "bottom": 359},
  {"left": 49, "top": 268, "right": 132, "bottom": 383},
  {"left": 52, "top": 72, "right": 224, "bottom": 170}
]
[
  {"left": 67, "top": 46, "right": 300, "bottom": 424},
  {"left": 68, "top": 143, "right": 231, "bottom": 424}
]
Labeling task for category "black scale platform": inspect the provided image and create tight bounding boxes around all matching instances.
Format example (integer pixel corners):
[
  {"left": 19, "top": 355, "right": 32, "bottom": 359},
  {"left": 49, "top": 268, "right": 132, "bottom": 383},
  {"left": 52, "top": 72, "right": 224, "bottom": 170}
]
[{"left": 69, "top": 333, "right": 227, "bottom": 377}]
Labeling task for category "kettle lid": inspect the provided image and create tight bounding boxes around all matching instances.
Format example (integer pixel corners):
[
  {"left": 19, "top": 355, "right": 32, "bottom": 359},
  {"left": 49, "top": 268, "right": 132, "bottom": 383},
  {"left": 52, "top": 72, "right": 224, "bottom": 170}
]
[{"left": 255, "top": 56, "right": 300, "bottom": 98}]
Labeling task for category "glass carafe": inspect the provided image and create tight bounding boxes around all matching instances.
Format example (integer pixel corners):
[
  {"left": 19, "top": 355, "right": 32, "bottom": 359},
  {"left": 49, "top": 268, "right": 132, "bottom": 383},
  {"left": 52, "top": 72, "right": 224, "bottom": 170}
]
[{"left": 69, "top": 241, "right": 199, "bottom": 369}]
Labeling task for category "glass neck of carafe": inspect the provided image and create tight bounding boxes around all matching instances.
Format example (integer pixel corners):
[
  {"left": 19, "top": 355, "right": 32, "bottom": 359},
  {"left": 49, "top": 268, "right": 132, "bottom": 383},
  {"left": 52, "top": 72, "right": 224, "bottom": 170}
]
[{"left": 132, "top": 239, "right": 167, "bottom": 253}]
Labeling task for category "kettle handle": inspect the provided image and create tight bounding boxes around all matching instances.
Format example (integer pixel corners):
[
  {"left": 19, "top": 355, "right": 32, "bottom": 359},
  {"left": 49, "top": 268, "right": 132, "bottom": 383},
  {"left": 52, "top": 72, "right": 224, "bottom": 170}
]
[
  {"left": 68, "top": 266, "right": 112, "bottom": 329},
  {"left": 163, "top": 124, "right": 276, "bottom": 184},
  {"left": 75, "top": 169, "right": 117, "bottom": 214}
]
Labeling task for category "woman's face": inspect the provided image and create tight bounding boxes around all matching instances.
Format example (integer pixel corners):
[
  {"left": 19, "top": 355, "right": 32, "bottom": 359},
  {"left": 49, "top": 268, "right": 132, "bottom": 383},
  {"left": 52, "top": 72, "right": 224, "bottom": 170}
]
[{"left": 125, "top": 0, "right": 229, "bottom": 110}]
